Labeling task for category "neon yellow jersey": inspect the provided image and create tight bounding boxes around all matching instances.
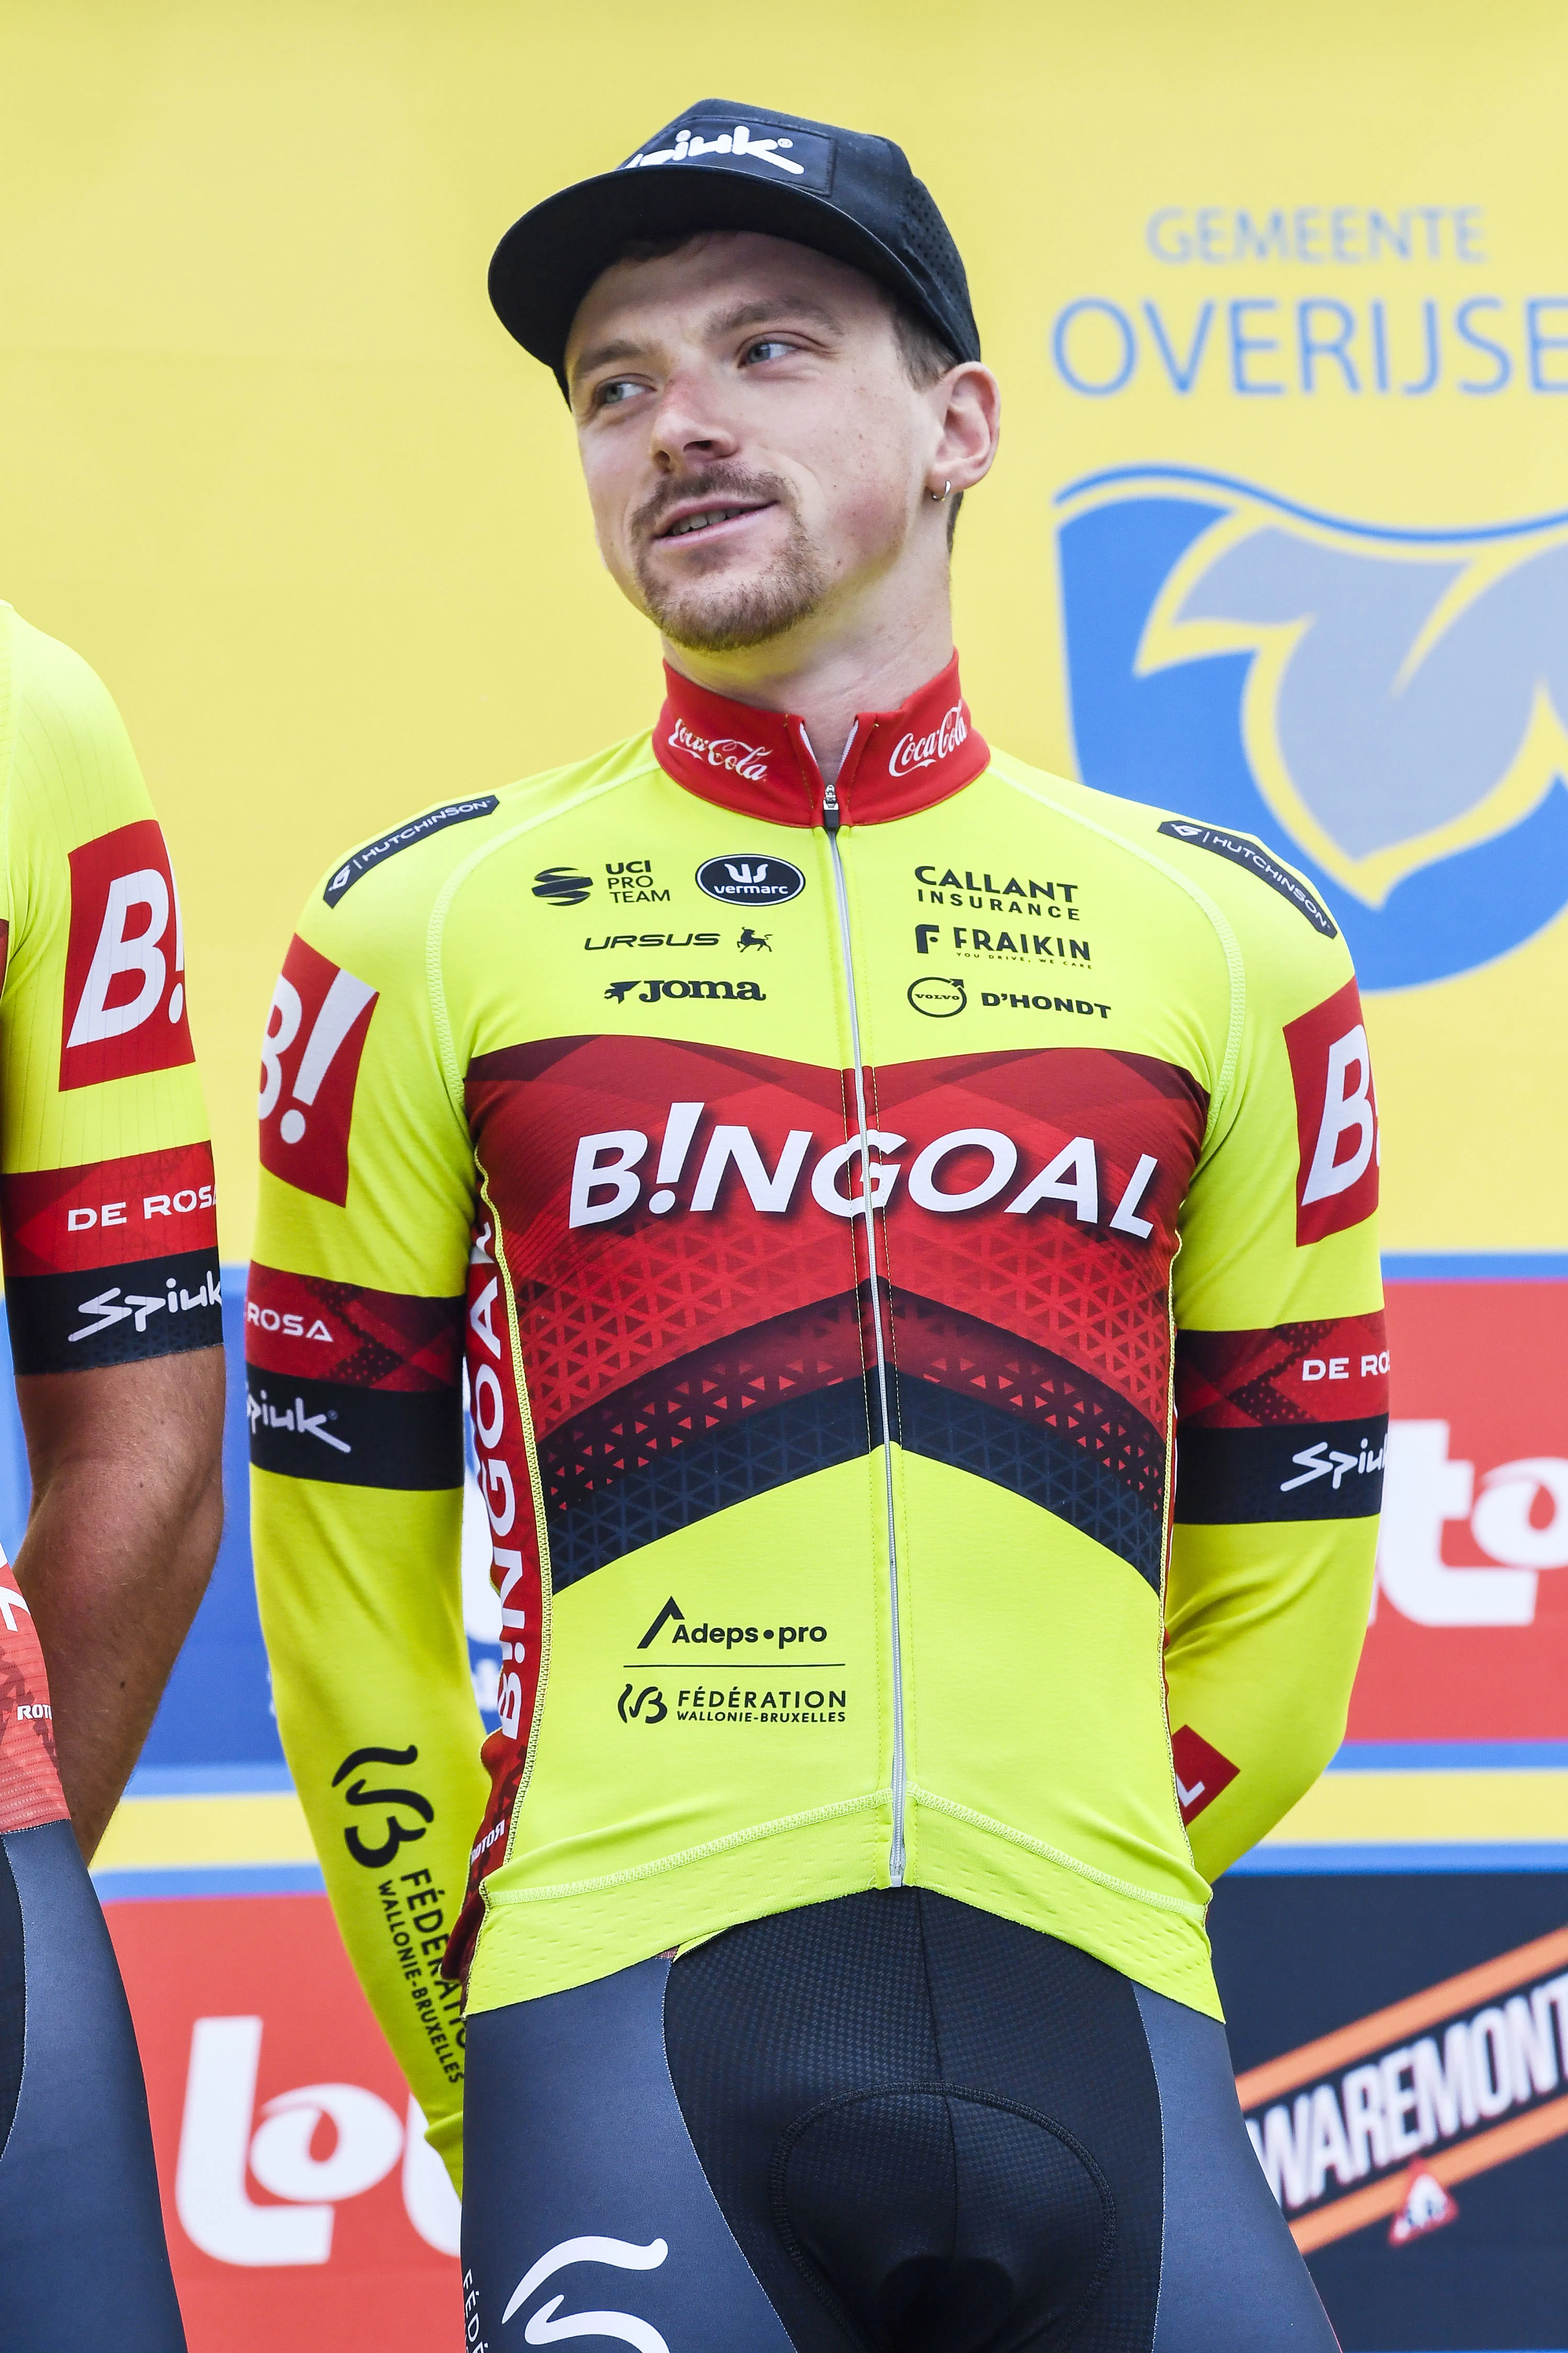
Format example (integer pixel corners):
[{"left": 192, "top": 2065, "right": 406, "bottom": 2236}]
[
  {"left": 0, "top": 606, "right": 219, "bottom": 1377},
  {"left": 249, "top": 657, "right": 1384, "bottom": 2186}
]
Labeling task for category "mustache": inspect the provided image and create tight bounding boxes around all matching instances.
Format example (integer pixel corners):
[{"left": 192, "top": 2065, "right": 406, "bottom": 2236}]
[{"left": 632, "top": 467, "right": 795, "bottom": 544}]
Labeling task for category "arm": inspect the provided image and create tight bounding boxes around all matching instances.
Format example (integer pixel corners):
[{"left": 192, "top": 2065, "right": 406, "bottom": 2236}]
[
  {"left": 1165, "top": 914, "right": 1384, "bottom": 1883},
  {"left": 0, "top": 609, "right": 225, "bottom": 1852},
  {"left": 249, "top": 885, "right": 490, "bottom": 2192},
  {"left": 13, "top": 1349, "right": 223, "bottom": 1855}
]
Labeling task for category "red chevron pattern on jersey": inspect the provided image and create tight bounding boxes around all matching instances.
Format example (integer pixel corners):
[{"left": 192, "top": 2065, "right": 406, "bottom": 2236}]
[
  {"left": 0, "top": 1144, "right": 217, "bottom": 1278},
  {"left": 245, "top": 1263, "right": 464, "bottom": 1390},
  {"left": 869, "top": 1048, "right": 1205, "bottom": 1423},
  {"left": 543, "top": 1286, "right": 872, "bottom": 1517},
  {"left": 1176, "top": 1314, "right": 1390, "bottom": 1429},
  {"left": 543, "top": 1283, "right": 1166, "bottom": 1526},
  {"left": 465, "top": 1036, "right": 1208, "bottom": 1452}
]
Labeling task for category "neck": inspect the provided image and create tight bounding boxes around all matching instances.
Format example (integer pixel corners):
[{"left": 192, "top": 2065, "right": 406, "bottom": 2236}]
[{"left": 660, "top": 581, "right": 956, "bottom": 786}]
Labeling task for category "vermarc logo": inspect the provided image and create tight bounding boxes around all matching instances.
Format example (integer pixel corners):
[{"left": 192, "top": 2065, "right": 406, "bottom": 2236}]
[{"left": 695, "top": 855, "right": 805, "bottom": 905}]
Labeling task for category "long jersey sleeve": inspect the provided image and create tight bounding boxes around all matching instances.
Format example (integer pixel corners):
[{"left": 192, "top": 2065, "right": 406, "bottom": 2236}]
[
  {"left": 1162, "top": 847, "right": 1382, "bottom": 1879},
  {"left": 247, "top": 835, "right": 493, "bottom": 2186},
  {"left": 0, "top": 606, "right": 219, "bottom": 1375}
]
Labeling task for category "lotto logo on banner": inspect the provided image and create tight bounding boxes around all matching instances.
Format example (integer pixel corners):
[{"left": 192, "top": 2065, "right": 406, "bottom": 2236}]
[
  {"left": 108, "top": 1893, "right": 459, "bottom": 2353},
  {"left": 1354, "top": 1282, "right": 1568, "bottom": 1739},
  {"left": 259, "top": 936, "right": 378, "bottom": 1206},
  {"left": 61, "top": 820, "right": 194, "bottom": 1089},
  {"left": 1284, "top": 979, "right": 1379, "bottom": 1245}
]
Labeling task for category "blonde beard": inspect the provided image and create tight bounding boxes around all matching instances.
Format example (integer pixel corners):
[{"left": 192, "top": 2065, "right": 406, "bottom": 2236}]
[{"left": 637, "top": 538, "right": 829, "bottom": 654}]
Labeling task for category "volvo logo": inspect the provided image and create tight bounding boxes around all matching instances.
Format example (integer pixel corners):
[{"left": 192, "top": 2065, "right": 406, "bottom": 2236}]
[{"left": 908, "top": 976, "right": 967, "bottom": 1018}]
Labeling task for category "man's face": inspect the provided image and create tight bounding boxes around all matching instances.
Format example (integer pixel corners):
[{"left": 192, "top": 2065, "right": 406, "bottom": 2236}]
[{"left": 566, "top": 233, "right": 945, "bottom": 655}]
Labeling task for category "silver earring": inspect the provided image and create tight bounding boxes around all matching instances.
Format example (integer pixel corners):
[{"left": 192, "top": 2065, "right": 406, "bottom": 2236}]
[{"left": 929, "top": 479, "right": 951, "bottom": 503}]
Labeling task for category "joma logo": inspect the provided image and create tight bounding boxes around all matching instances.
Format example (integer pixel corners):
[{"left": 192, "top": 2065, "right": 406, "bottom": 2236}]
[{"left": 604, "top": 978, "right": 765, "bottom": 1006}]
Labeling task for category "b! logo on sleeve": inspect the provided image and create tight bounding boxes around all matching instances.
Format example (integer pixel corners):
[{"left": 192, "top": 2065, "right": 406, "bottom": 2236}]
[
  {"left": 259, "top": 936, "right": 378, "bottom": 1206},
  {"left": 1284, "top": 976, "right": 1379, "bottom": 1244},
  {"left": 61, "top": 820, "right": 194, "bottom": 1090}
]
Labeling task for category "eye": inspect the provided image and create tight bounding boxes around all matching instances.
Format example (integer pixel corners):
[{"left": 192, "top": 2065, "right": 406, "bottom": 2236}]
[
  {"left": 592, "top": 376, "right": 644, "bottom": 411},
  {"left": 740, "top": 337, "right": 796, "bottom": 366}
]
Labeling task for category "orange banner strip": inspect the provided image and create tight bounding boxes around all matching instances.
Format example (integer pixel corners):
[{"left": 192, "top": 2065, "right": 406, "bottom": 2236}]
[
  {"left": 1289, "top": 2093, "right": 1568, "bottom": 2252},
  {"left": 1234, "top": 1924, "right": 1568, "bottom": 2109}
]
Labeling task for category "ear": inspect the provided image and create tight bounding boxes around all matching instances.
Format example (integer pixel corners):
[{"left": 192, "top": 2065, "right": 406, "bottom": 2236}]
[{"left": 928, "top": 363, "right": 1001, "bottom": 496}]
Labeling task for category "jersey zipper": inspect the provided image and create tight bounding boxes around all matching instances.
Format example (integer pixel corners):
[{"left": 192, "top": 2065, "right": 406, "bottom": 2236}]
[{"left": 821, "top": 764, "right": 908, "bottom": 1886}]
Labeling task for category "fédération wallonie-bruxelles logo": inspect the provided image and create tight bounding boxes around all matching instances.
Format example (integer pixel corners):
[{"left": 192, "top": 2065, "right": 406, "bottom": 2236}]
[{"left": 1054, "top": 466, "right": 1568, "bottom": 988}]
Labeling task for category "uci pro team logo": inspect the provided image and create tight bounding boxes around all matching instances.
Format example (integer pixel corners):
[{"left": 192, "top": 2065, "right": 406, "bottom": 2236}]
[{"left": 1055, "top": 466, "right": 1568, "bottom": 987}]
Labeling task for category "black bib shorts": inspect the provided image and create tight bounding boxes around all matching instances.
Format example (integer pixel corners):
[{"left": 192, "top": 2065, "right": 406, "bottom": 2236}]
[{"left": 461, "top": 1887, "right": 1338, "bottom": 2352}]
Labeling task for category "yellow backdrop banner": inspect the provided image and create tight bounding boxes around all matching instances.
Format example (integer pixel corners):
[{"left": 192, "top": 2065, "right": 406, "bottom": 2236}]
[{"left": 1, "top": 2, "right": 1562, "bottom": 1252}]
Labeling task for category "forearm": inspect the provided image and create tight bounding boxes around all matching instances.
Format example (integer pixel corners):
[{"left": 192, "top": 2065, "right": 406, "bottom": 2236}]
[
  {"left": 255, "top": 1474, "right": 489, "bottom": 2187},
  {"left": 13, "top": 1347, "right": 225, "bottom": 1855},
  {"left": 1164, "top": 1516, "right": 1378, "bottom": 1882}
]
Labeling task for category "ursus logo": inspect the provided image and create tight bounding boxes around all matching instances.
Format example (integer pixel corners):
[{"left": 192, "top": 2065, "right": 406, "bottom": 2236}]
[
  {"left": 61, "top": 820, "right": 194, "bottom": 1090},
  {"left": 1284, "top": 978, "right": 1379, "bottom": 1245},
  {"left": 259, "top": 936, "right": 377, "bottom": 1206}
]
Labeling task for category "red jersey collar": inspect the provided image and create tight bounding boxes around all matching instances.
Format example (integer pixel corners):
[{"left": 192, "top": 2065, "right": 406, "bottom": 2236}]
[{"left": 651, "top": 653, "right": 989, "bottom": 827}]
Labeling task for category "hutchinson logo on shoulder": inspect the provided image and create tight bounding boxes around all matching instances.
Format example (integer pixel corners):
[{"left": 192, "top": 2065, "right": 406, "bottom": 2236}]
[
  {"left": 696, "top": 855, "right": 805, "bottom": 906},
  {"left": 324, "top": 797, "right": 498, "bottom": 907}
]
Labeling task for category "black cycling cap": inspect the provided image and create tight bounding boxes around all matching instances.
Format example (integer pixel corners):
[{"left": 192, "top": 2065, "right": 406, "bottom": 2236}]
[{"left": 489, "top": 98, "right": 980, "bottom": 397}]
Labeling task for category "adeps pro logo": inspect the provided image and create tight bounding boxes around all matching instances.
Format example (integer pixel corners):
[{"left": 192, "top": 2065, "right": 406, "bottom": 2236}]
[{"left": 1056, "top": 466, "right": 1568, "bottom": 987}]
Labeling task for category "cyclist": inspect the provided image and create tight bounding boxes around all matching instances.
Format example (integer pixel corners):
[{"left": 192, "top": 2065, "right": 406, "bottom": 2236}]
[
  {"left": 253, "top": 101, "right": 1382, "bottom": 2349},
  {"left": 0, "top": 606, "right": 224, "bottom": 2346}
]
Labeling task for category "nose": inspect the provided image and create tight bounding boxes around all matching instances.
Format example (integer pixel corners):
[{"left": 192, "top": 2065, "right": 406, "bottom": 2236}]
[{"left": 647, "top": 365, "right": 740, "bottom": 472}]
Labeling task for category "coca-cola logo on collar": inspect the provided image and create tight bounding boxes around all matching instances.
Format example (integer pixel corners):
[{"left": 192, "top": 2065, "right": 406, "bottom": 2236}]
[
  {"left": 667, "top": 720, "right": 770, "bottom": 783},
  {"left": 653, "top": 655, "right": 988, "bottom": 826},
  {"left": 888, "top": 703, "right": 969, "bottom": 780}
]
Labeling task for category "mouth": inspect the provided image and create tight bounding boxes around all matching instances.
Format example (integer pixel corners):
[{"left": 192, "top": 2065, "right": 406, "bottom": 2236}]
[{"left": 654, "top": 500, "right": 775, "bottom": 544}]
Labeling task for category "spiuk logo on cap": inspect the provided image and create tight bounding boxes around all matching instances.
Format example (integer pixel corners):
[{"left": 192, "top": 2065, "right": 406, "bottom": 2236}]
[{"left": 622, "top": 119, "right": 831, "bottom": 187}]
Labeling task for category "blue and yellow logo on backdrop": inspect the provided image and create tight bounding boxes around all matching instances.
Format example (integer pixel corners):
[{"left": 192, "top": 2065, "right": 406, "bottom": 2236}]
[{"left": 1055, "top": 469, "right": 1568, "bottom": 989}]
